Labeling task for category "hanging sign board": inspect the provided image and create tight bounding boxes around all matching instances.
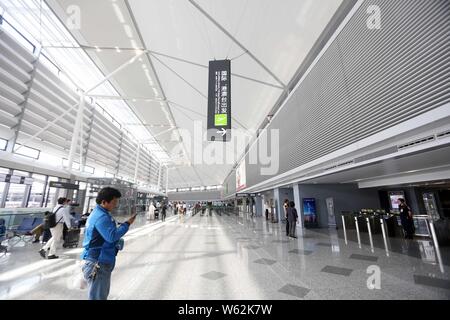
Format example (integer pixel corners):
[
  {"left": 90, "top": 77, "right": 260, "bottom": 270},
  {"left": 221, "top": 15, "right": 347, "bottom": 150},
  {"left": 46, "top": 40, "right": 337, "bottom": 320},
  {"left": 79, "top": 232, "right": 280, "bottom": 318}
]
[
  {"left": 24, "top": 177, "right": 34, "bottom": 185},
  {"left": 0, "top": 174, "right": 33, "bottom": 185},
  {"left": 0, "top": 174, "right": 7, "bottom": 183},
  {"left": 49, "top": 181, "right": 79, "bottom": 190},
  {"left": 207, "top": 59, "right": 231, "bottom": 142}
]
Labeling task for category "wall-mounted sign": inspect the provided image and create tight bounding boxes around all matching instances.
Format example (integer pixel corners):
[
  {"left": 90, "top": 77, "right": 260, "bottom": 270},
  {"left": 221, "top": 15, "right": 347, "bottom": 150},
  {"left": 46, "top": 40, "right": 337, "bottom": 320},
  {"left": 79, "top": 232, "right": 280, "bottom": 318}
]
[
  {"left": 207, "top": 59, "right": 231, "bottom": 142},
  {"left": 49, "top": 181, "right": 79, "bottom": 190},
  {"left": 0, "top": 174, "right": 34, "bottom": 185}
]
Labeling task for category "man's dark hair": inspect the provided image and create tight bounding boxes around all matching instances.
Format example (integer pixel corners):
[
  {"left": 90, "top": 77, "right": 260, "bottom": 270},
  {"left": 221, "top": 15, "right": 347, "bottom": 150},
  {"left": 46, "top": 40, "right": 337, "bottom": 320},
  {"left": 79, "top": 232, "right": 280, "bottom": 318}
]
[
  {"left": 57, "top": 197, "right": 66, "bottom": 205},
  {"left": 96, "top": 187, "right": 122, "bottom": 204},
  {"left": 398, "top": 198, "right": 405, "bottom": 203},
  {"left": 290, "top": 201, "right": 295, "bottom": 208}
]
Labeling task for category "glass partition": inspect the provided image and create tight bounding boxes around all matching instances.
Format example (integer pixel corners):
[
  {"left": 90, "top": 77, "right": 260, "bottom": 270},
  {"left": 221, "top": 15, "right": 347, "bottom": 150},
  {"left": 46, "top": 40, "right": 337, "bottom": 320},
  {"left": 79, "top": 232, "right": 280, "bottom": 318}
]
[
  {"left": 4, "top": 184, "right": 26, "bottom": 208},
  {"left": 28, "top": 174, "right": 47, "bottom": 208}
]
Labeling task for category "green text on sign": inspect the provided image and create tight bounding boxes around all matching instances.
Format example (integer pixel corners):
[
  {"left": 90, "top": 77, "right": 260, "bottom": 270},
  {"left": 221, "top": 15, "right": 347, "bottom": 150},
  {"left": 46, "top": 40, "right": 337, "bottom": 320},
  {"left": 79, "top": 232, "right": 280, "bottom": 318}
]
[{"left": 215, "top": 114, "right": 228, "bottom": 126}]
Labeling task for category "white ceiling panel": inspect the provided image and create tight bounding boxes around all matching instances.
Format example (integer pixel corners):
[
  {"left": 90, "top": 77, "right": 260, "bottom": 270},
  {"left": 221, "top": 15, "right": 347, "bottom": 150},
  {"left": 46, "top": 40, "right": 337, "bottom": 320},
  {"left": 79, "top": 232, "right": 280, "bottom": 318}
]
[{"left": 41, "top": 0, "right": 344, "bottom": 188}]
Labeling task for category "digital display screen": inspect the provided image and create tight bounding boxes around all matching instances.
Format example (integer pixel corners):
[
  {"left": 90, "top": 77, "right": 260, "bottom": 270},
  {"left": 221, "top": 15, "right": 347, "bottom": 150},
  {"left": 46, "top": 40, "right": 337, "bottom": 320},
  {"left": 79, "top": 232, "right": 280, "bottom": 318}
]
[{"left": 388, "top": 191, "right": 405, "bottom": 212}]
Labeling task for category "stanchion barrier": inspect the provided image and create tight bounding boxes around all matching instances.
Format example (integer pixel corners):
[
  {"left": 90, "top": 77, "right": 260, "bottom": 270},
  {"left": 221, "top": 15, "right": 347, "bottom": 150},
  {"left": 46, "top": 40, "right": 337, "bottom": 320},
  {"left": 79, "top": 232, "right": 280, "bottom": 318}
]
[
  {"left": 380, "top": 217, "right": 390, "bottom": 257},
  {"left": 366, "top": 217, "right": 374, "bottom": 253},
  {"left": 355, "top": 216, "right": 361, "bottom": 249},
  {"left": 341, "top": 215, "right": 348, "bottom": 245},
  {"left": 428, "top": 219, "right": 445, "bottom": 274}
]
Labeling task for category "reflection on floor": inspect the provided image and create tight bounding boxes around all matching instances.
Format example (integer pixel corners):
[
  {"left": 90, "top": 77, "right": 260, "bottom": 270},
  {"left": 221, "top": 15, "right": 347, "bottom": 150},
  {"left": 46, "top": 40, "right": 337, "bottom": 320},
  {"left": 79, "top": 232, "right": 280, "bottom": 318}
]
[{"left": 0, "top": 211, "right": 449, "bottom": 300}]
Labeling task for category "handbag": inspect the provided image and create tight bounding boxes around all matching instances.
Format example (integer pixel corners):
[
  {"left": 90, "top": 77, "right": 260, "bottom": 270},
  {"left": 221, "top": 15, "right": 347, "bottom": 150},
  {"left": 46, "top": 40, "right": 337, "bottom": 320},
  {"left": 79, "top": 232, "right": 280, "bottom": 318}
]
[{"left": 67, "top": 260, "right": 87, "bottom": 290}]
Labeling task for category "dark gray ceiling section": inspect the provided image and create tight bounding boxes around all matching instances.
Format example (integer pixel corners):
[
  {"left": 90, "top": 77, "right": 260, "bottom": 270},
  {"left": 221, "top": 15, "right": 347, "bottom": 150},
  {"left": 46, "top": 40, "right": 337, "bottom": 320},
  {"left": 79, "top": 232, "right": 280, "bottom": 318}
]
[{"left": 243, "top": 0, "right": 450, "bottom": 191}]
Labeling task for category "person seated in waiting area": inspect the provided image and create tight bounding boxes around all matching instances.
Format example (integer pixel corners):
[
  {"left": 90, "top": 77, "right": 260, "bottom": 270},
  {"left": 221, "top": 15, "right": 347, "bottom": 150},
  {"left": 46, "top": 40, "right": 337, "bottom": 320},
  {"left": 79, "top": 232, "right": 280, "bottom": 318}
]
[{"left": 30, "top": 223, "right": 44, "bottom": 243}]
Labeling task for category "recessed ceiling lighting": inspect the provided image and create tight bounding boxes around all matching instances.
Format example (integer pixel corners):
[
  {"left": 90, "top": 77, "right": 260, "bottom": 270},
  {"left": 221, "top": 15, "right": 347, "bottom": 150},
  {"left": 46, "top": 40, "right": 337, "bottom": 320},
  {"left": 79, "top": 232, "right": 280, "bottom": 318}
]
[
  {"left": 112, "top": 3, "right": 125, "bottom": 24},
  {"left": 123, "top": 24, "right": 133, "bottom": 38}
]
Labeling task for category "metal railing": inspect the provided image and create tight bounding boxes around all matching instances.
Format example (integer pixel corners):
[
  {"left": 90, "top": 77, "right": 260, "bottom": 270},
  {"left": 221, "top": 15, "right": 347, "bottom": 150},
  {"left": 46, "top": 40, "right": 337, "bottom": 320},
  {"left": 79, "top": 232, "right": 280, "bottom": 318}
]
[{"left": 340, "top": 212, "right": 445, "bottom": 274}]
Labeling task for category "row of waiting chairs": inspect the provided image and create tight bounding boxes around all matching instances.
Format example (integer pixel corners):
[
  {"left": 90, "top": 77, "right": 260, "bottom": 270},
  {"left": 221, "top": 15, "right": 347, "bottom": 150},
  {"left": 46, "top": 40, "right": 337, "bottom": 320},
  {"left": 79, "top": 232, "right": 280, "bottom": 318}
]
[
  {"left": 2, "top": 217, "right": 44, "bottom": 248},
  {"left": 0, "top": 213, "right": 86, "bottom": 255}
]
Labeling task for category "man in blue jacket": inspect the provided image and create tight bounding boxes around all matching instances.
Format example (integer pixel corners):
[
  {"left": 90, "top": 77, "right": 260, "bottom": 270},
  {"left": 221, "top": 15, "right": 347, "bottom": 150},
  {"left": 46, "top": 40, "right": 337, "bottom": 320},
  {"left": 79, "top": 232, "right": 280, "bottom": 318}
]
[{"left": 81, "top": 187, "right": 136, "bottom": 300}]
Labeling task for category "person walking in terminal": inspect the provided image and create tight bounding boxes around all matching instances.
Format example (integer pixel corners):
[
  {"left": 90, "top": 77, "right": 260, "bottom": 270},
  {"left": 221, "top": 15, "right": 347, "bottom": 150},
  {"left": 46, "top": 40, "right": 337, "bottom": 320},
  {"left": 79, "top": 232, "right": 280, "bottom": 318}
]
[
  {"left": 147, "top": 201, "right": 156, "bottom": 221},
  {"left": 264, "top": 201, "right": 269, "bottom": 220},
  {"left": 81, "top": 187, "right": 136, "bottom": 300},
  {"left": 39, "top": 197, "right": 72, "bottom": 259},
  {"left": 287, "top": 201, "right": 299, "bottom": 238},
  {"left": 161, "top": 202, "right": 167, "bottom": 222},
  {"left": 398, "top": 198, "right": 415, "bottom": 239},
  {"left": 284, "top": 199, "right": 290, "bottom": 236}
]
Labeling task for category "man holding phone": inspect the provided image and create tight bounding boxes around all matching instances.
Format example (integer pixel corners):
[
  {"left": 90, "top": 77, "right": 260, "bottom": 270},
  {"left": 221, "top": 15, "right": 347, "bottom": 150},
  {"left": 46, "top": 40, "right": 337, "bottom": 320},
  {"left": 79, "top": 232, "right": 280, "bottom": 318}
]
[{"left": 81, "top": 187, "right": 136, "bottom": 300}]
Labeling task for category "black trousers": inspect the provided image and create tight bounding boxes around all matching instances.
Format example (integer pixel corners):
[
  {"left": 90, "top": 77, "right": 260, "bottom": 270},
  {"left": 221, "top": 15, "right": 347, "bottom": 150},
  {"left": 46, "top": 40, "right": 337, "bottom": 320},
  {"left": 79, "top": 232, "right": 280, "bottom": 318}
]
[
  {"left": 286, "top": 220, "right": 290, "bottom": 235},
  {"left": 401, "top": 216, "right": 415, "bottom": 238}
]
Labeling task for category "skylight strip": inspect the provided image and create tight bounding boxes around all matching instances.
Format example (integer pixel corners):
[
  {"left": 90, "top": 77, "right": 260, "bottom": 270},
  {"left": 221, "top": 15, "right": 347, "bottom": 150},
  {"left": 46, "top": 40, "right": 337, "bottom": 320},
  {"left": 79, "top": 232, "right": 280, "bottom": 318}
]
[{"left": 0, "top": 0, "right": 170, "bottom": 163}]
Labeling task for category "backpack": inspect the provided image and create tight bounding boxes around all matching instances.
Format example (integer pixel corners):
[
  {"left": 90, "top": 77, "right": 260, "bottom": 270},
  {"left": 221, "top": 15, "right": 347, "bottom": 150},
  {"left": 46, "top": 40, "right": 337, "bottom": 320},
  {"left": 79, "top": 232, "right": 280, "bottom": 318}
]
[{"left": 44, "top": 206, "right": 63, "bottom": 229}]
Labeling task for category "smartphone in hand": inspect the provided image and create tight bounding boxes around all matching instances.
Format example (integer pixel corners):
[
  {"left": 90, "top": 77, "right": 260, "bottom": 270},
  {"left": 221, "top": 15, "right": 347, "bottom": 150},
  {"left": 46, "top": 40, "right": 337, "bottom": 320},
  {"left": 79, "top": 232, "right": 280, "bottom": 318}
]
[{"left": 127, "top": 213, "right": 137, "bottom": 225}]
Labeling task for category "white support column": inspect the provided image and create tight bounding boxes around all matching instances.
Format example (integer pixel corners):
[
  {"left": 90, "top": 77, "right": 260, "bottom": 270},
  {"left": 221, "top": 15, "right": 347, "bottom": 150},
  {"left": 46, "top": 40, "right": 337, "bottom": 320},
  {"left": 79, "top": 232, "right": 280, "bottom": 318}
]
[
  {"left": 293, "top": 184, "right": 303, "bottom": 229},
  {"left": 274, "top": 188, "right": 282, "bottom": 223},
  {"left": 165, "top": 166, "right": 169, "bottom": 195},
  {"left": 255, "top": 195, "right": 263, "bottom": 217},
  {"left": 157, "top": 163, "right": 162, "bottom": 191},
  {"left": 134, "top": 145, "right": 141, "bottom": 183},
  {"left": 68, "top": 94, "right": 85, "bottom": 171}
]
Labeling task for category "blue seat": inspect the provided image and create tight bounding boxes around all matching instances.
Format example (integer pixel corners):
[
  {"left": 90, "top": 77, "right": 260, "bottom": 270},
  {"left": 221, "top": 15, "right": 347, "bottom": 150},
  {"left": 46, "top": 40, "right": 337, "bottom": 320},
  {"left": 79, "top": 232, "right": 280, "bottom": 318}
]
[
  {"left": 9, "top": 217, "right": 43, "bottom": 245},
  {"left": 31, "top": 218, "right": 43, "bottom": 230},
  {"left": 13, "top": 217, "right": 36, "bottom": 235},
  {"left": 0, "top": 218, "right": 7, "bottom": 255}
]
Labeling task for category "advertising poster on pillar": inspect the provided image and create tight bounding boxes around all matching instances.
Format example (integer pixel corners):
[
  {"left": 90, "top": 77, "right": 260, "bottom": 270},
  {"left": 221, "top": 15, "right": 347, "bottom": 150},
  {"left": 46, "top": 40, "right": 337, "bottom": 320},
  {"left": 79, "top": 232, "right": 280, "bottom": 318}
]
[
  {"left": 236, "top": 159, "right": 246, "bottom": 192},
  {"left": 303, "top": 198, "right": 318, "bottom": 228}
]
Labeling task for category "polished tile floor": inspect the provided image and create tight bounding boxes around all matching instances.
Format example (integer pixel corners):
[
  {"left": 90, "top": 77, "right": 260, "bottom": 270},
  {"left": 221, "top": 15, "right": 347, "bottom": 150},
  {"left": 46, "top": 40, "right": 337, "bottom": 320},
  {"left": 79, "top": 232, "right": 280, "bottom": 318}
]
[{"left": 0, "top": 211, "right": 449, "bottom": 300}]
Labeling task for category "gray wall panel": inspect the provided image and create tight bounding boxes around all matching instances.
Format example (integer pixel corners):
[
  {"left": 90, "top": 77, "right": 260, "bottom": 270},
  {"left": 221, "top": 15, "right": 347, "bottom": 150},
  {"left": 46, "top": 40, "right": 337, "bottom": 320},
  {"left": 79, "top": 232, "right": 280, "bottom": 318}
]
[
  {"left": 244, "top": 0, "right": 450, "bottom": 190},
  {"left": 297, "top": 184, "right": 380, "bottom": 228}
]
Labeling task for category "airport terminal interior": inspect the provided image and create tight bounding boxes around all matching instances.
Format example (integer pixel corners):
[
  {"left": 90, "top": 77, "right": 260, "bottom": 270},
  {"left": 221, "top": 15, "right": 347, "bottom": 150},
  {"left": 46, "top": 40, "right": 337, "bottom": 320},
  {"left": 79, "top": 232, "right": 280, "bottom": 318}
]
[{"left": 0, "top": 0, "right": 449, "bottom": 300}]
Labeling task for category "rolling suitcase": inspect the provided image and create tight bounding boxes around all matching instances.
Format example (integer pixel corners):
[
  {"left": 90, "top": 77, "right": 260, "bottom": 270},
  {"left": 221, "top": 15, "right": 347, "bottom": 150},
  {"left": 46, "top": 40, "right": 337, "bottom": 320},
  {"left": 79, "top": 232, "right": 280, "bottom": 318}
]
[
  {"left": 63, "top": 228, "right": 80, "bottom": 248},
  {"left": 42, "top": 228, "right": 52, "bottom": 243}
]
